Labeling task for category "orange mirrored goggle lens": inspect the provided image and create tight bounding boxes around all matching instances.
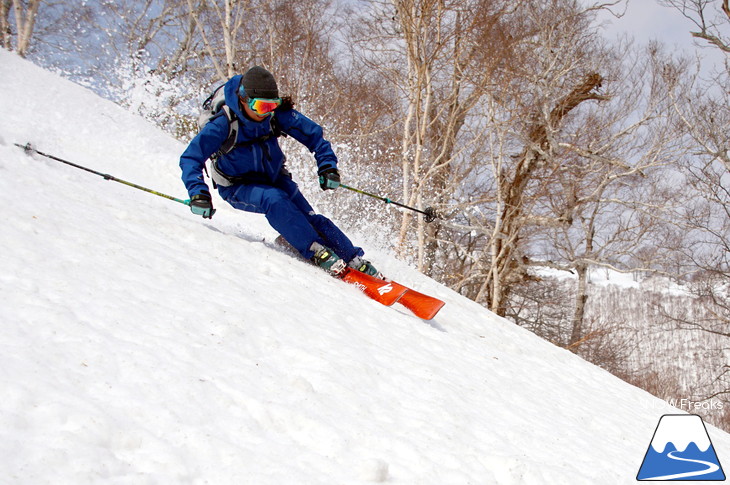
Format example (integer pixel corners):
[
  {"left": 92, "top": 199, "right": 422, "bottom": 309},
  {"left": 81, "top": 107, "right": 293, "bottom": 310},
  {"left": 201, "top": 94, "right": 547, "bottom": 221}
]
[{"left": 248, "top": 97, "right": 282, "bottom": 115}]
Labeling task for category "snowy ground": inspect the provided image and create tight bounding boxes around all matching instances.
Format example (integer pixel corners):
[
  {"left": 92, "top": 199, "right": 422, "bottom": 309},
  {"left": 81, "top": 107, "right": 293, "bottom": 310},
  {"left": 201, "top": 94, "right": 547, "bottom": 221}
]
[{"left": 1, "top": 49, "right": 728, "bottom": 484}]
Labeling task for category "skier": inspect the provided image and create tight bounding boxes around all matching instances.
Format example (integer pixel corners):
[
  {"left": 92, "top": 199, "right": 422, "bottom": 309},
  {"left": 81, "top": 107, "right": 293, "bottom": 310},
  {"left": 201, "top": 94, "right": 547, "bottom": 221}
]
[{"left": 180, "top": 66, "right": 381, "bottom": 278}]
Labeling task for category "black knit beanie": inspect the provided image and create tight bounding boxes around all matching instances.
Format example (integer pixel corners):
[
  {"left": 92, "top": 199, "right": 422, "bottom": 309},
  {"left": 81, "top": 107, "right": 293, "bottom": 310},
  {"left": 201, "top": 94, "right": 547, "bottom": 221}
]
[{"left": 239, "top": 66, "right": 279, "bottom": 99}]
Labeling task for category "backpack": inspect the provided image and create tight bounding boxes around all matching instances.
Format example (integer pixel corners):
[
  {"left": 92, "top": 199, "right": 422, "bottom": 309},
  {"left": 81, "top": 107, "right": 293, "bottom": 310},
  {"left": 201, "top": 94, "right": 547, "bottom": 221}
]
[{"left": 197, "top": 83, "right": 240, "bottom": 160}]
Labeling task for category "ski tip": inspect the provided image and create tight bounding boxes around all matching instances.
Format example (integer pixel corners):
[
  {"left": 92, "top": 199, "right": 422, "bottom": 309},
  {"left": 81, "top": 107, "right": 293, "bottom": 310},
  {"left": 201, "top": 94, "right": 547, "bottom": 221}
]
[{"left": 397, "top": 289, "right": 445, "bottom": 320}]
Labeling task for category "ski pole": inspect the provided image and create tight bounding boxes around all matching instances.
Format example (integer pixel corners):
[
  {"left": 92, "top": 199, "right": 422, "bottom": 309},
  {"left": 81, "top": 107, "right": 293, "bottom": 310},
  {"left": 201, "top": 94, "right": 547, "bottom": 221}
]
[
  {"left": 14, "top": 142, "right": 191, "bottom": 208},
  {"left": 339, "top": 183, "right": 437, "bottom": 223}
]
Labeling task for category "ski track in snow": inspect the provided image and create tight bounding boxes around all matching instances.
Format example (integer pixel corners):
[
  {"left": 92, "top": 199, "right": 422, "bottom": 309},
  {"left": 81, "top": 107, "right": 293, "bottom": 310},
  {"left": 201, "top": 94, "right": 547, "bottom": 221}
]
[{"left": 1, "top": 49, "right": 729, "bottom": 484}]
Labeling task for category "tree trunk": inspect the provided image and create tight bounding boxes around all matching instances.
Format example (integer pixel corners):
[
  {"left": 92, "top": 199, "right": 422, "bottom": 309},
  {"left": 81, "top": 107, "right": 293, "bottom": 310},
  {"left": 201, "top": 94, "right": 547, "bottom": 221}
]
[
  {"left": 569, "top": 263, "right": 589, "bottom": 351},
  {"left": 12, "top": 0, "right": 40, "bottom": 57},
  {"left": 1, "top": 0, "right": 11, "bottom": 50}
]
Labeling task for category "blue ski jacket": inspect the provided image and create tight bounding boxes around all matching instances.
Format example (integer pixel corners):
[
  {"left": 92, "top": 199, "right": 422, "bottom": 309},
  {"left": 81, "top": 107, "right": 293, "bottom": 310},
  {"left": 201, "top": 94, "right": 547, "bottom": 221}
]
[{"left": 180, "top": 74, "right": 338, "bottom": 197}]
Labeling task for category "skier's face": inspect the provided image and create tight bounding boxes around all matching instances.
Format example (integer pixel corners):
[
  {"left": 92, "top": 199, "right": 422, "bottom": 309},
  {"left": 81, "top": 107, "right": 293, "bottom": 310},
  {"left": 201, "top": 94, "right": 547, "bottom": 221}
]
[{"left": 241, "top": 96, "right": 269, "bottom": 122}]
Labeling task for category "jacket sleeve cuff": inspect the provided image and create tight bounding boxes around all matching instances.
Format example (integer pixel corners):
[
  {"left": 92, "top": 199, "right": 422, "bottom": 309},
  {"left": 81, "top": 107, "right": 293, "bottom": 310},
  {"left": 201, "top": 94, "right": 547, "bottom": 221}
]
[
  {"left": 317, "top": 161, "right": 337, "bottom": 174},
  {"left": 189, "top": 185, "right": 211, "bottom": 198}
]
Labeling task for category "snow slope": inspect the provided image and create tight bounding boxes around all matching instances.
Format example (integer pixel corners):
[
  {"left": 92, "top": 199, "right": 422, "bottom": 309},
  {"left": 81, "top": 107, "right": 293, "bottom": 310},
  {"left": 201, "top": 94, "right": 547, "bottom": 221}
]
[{"left": 1, "top": 49, "right": 728, "bottom": 485}]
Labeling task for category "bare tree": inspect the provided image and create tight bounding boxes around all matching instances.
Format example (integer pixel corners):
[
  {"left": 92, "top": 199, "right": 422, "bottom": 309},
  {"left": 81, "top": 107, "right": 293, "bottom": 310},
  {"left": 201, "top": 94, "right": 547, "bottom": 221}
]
[
  {"left": 1, "top": 0, "right": 41, "bottom": 57},
  {"left": 346, "top": 0, "right": 525, "bottom": 272},
  {"left": 257, "top": 0, "right": 340, "bottom": 104},
  {"left": 395, "top": 0, "right": 524, "bottom": 273},
  {"left": 439, "top": 1, "right": 617, "bottom": 316},
  {"left": 539, "top": 44, "right": 695, "bottom": 349},
  {"left": 14, "top": 0, "right": 40, "bottom": 56},
  {"left": 1, "top": 0, "right": 10, "bottom": 51},
  {"left": 663, "top": 83, "right": 730, "bottom": 414},
  {"left": 485, "top": 72, "right": 608, "bottom": 316},
  {"left": 659, "top": 0, "right": 730, "bottom": 52},
  {"left": 650, "top": 0, "right": 730, "bottom": 427},
  {"left": 347, "top": 0, "right": 638, "bottom": 320},
  {"left": 185, "top": 0, "right": 257, "bottom": 80}
]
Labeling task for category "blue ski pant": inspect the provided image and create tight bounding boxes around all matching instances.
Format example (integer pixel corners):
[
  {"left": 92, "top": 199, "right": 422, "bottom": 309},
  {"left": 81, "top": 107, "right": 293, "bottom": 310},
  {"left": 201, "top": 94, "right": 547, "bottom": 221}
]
[{"left": 218, "top": 176, "right": 363, "bottom": 261}]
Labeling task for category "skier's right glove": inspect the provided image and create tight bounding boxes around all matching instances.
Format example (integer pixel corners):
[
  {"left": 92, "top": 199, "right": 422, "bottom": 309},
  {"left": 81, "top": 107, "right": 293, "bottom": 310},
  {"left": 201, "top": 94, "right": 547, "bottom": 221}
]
[
  {"left": 319, "top": 167, "right": 340, "bottom": 191},
  {"left": 190, "top": 192, "right": 215, "bottom": 219}
]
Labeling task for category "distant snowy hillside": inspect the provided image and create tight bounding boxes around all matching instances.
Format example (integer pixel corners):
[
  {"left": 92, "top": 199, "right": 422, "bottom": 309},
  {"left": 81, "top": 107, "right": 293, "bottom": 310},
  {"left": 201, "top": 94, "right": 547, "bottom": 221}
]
[{"left": 1, "top": 49, "right": 728, "bottom": 484}]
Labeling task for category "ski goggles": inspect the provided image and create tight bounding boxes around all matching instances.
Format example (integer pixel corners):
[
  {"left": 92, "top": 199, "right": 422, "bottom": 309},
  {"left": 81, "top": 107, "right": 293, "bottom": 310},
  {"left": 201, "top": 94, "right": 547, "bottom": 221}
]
[{"left": 246, "top": 96, "right": 282, "bottom": 115}]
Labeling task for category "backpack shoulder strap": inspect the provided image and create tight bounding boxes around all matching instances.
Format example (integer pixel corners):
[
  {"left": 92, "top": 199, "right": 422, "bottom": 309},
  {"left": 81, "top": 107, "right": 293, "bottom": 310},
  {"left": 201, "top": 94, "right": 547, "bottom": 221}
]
[
  {"left": 271, "top": 114, "right": 286, "bottom": 139},
  {"left": 212, "top": 105, "right": 239, "bottom": 159},
  {"left": 228, "top": 115, "right": 286, "bottom": 151}
]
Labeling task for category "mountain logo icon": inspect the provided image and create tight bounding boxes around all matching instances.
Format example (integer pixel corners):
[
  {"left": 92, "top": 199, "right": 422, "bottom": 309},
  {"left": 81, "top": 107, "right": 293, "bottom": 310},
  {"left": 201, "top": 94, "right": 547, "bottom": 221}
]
[{"left": 637, "top": 414, "right": 726, "bottom": 481}]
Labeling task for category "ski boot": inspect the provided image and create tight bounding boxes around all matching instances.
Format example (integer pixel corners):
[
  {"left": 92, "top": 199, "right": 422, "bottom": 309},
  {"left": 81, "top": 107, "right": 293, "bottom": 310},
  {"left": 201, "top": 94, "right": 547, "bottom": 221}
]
[
  {"left": 310, "top": 242, "right": 347, "bottom": 277},
  {"left": 348, "top": 256, "right": 385, "bottom": 280}
]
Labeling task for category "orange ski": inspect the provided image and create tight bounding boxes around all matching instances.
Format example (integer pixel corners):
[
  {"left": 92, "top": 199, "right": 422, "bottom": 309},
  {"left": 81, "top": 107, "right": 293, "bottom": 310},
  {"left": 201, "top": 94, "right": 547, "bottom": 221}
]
[
  {"left": 341, "top": 268, "right": 408, "bottom": 306},
  {"left": 397, "top": 288, "right": 445, "bottom": 320}
]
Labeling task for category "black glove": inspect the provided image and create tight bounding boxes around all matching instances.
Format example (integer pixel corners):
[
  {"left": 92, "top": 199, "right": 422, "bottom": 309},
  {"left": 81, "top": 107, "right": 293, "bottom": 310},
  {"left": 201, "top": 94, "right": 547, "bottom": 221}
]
[
  {"left": 318, "top": 167, "right": 340, "bottom": 191},
  {"left": 190, "top": 192, "right": 215, "bottom": 219}
]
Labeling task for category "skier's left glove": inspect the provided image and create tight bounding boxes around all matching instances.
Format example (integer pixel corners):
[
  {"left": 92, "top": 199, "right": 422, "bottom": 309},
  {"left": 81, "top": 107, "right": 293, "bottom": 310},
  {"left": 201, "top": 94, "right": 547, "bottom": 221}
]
[
  {"left": 190, "top": 192, "right": 216, "bottom": 219},
  {"left": 319, "top": 167, "right": 340, "bottom": 191}
]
